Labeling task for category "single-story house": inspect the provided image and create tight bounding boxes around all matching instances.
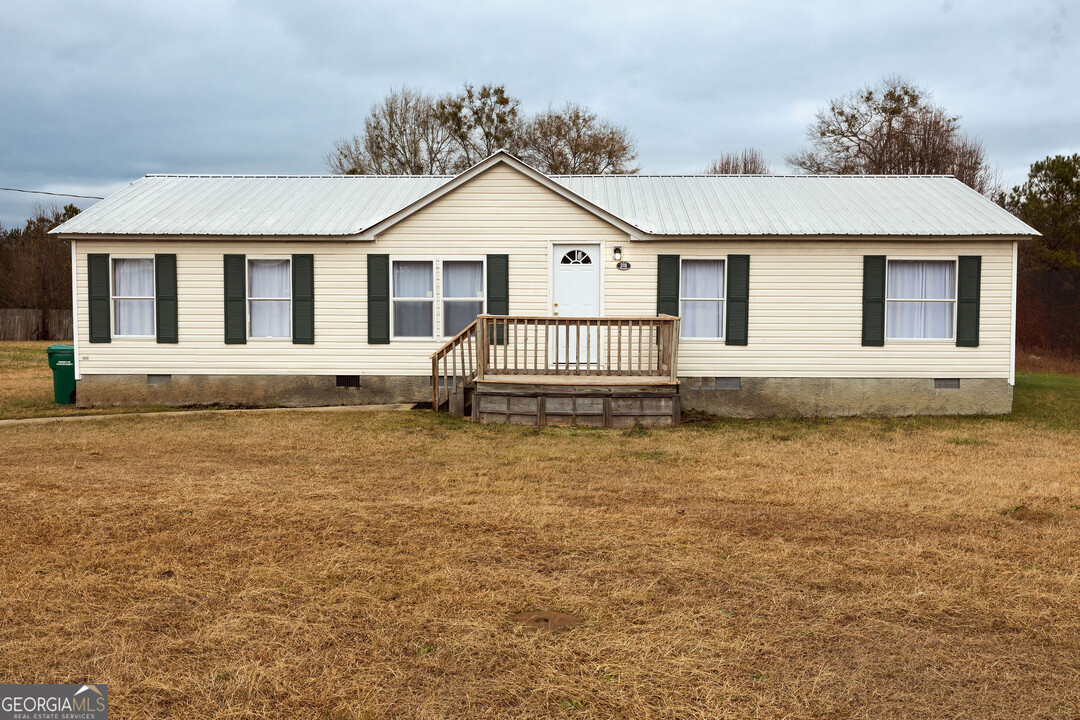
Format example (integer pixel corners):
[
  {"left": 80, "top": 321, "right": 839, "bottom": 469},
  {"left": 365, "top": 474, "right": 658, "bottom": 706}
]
[{"left": 52, "top": 150, "right": 1037, "bottom": 422}]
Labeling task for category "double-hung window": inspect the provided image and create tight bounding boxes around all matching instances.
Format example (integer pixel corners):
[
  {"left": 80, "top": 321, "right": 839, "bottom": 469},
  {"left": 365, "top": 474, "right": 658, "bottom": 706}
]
[
  {"left": 441, "top": 260, "right": 484, "bottom": 337},
  {"left": 392, "top": 260, "right": 434, "bottom": 338},
  {"left": 112, "top": 258, "right": 155, "bottom": 337},
  {"left": 886, "top": 260, "right": 956, "bottom": 340},
  {"left": 248, "top": 258, "right": 291, "bottom": 338},
  {"left": 680, "top": 259, "right": 725, "bottom": 339}
]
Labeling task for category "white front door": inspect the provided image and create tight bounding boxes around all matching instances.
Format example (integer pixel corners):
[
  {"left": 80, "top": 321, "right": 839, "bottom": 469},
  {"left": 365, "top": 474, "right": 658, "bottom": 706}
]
[{"left": 551, "top": 243, "right": 601, "bottom": 365}]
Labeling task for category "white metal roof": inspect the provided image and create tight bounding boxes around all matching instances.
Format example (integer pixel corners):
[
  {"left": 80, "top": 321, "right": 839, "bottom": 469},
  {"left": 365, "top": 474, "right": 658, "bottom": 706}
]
[
  {"left": 53, "top": 153, "right": 1036, "bottom": 238},
  {"left": 555, "top": 174, "right": 1036, "bottom": 237},
  {"left": 53, "top": 174, "right": 453, "bottom": 237}
]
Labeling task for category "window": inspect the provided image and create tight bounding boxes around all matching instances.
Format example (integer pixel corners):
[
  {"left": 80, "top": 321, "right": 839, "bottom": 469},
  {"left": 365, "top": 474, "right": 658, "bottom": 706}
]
[
  {"left": 248, "top": 259, "right": 291, "bottom": 338},
  {"left": 442, "top": 260, "right": 484, "bottom": 337},
  {"left": 680, "top": 259, "right": 725, "bottom": 338},
  {"left": 392, "top": 260, "right": 434, "bottom": 338},
  {"left": 112, "top": 258, "right": 155, "bottom": 336},
  {"left": 561, "top": 249, "right": 592, "bottom": 265},
  {"left": 886, "top": 260, "right": 955, "bottom": 340}
]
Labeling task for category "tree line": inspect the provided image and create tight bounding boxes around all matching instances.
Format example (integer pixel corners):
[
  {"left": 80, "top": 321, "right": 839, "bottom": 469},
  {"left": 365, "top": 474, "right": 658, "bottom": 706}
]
[{"left": 0, "top": 204, "right": 78, "bottom": 311}]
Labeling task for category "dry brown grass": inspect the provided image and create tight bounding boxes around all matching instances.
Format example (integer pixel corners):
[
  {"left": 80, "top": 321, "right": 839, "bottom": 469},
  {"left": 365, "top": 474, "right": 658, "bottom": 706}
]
[
  {"left": 1017, "top": 349, "right": 1080, "bottom": 377},
  {"left": 1, "top": 410, "right": 1079, "bottom": 718}
]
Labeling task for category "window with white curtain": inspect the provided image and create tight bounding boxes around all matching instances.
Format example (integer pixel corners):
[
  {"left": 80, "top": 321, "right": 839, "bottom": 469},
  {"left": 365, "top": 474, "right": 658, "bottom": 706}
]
[
  {"left": 393, "top": 260, "right": 434, "bottom": 338},
  {"left": 442, "top": 260, "right": 484, "bottom": 337},
  {"left": 680, "top": 259, "right": 725, "bottom": 338},
  {"left": 112, "top": 258, "right": 155, "bottom": 336},
  {"left": 886, "top": 260, "right": 956, "bottom": 340},
  {"left": 248, "top": 259, "right": 291, "bottom": 338}
]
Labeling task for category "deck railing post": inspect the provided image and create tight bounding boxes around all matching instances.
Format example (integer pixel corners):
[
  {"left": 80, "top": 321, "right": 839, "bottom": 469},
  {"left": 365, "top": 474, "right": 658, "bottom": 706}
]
[
  {"left": 477, "top": 316, "right": 488, "bottom": 381},
  {"left": 670, "top": 317, "right": 680, "bottom": 383},
  {"left": 431, "top": 355, "right": 439, "bottom": 410}
]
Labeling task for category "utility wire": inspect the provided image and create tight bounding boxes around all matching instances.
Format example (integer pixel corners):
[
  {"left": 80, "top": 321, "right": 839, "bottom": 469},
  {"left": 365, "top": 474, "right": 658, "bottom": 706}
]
[{"left": 0, "top": 187, "right": 104, "bottom": 200}]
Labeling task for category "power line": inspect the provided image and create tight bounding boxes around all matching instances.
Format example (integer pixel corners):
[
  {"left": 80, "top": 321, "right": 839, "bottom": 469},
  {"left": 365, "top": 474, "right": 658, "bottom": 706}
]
[{"left": 0, "top": 186, "right": 104, "bottom": 200}]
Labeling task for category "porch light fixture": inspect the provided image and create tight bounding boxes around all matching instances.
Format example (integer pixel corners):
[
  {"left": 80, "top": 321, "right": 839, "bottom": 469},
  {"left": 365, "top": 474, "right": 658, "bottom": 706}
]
[{"left": 613, "top": 246, "right": 623, "bottom": 261}]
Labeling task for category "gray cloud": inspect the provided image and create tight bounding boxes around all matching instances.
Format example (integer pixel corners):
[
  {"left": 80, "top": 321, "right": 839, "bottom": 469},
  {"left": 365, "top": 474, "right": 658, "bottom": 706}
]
[{"left": 2, "top": 0, "right": 1076, "bottom": 226}]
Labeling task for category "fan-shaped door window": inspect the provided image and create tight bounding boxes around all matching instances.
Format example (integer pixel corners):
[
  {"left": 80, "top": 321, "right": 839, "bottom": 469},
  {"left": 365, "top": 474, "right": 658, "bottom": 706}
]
[{"left": 560, "top": 249, "right": 592, "bottom": 265}]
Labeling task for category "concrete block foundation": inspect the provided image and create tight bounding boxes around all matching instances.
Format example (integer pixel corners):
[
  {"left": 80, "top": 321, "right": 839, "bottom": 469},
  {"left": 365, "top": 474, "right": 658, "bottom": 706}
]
[
  {"left": 76, "top": 374, "right": 430, "bottom": 408},
  {"left": 679, "top": 377, "right": 1013, "bottom": 418},
  {"left": 77, "top": 374, "right": 1013, "bottom": 417}
]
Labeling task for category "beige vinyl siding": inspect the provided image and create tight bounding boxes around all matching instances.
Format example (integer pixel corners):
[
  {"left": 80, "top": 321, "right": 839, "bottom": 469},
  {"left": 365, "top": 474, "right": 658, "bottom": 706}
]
[
  {"left": 606, "top": 239, "right": 1014, "bottom": 378},
  {"left": 74, "top": 165, "right": 628, "bottom": 376},
  {"left": 73, "top": 163, "right": 1015, "bottom": 379}
]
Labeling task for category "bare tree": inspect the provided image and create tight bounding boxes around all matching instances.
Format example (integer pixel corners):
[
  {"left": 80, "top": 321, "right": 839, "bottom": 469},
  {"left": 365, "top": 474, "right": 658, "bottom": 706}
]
[
  {"left": 704, "top": 148, "right": 770, "bottom": 174},
  {"left": 520, "top": 103, "right": 639, "bottom": 175},
  {"left": 325, "top": 87, "right": 456, "bottom": 175},
  {"left": 433, "top": 83, "right": 524, "bottom": 170},
  {"left": 327, "top": 86, "right": 639, "bottom": 176},
  {"left": 786, "top": 76, "right": 1001, "bottom": 195}
]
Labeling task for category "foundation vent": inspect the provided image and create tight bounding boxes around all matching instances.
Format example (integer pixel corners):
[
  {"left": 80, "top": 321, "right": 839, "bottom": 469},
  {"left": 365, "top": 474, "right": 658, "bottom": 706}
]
[
  {"left": 934, "top": 378, "right": 961, "bottom": 389},
  {"left": 716, "top": 377, "right": 742, "bottom": 390},
  {"left": 146, "top": 374, "right": 172, "bottom": 386},
  {"left": 336, "top": 375, "right": 361, "bottom": 388}
]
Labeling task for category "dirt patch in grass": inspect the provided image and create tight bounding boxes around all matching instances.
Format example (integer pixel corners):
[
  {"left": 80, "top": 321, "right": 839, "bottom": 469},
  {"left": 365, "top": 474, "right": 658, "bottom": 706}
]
[
  {"left": 511, "top": 610, "right": 584, "bottom": 633},
  {"left": 1003, "top": 505, "right": 1052, "bottom": 523},
  {"left": 1, "top": 410, "right": 1078, "bottom": 718}
]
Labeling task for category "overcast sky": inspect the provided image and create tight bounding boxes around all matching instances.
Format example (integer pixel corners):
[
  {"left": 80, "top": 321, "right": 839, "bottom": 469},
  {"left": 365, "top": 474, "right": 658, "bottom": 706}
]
[{"left": 1, "top": 0, "right": 1076, "bottom": 227}]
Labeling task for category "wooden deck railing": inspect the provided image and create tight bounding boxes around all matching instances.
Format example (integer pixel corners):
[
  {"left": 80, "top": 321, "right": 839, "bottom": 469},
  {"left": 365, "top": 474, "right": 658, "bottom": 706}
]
[
  {"left": 475, "top": 315, "right": 680, "bottom": 382},
  {"left": 431, "top": 315, "right": 680, "bottom": 414},
  {"left": 430, "top": 319, "right": 478, "bottom": 410}
]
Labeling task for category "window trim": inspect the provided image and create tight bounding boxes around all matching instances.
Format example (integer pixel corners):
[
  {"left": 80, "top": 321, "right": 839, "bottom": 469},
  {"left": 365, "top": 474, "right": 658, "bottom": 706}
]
[
  {"left": 246, "top": 256, "right": 293, "bottom": 341},
  {"left": 679, "top": 256, "right": 727, "bottom": 341},
  {"left": 110, "top": 255, "right": 156, "bottom": 339},
  {"left": 884, "top": 257, "right": 958, "bottom": 343},
  {"left": 390, "top": 256, "right": 437, "bottom": 341},
  {"left": 438, "top": 256, "right": 486, "bottom": 339}
]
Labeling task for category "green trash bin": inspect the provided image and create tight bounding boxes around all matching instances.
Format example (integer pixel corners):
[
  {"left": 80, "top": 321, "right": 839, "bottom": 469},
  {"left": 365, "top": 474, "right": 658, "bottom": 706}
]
[{"left": 46, "top": 344, "right": 76, "bottom": 405}]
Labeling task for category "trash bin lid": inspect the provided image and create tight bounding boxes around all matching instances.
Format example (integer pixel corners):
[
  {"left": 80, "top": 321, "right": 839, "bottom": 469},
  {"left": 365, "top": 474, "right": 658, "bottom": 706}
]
[{"left": 46, "top": 344, "right": 75, "bottom": 354}]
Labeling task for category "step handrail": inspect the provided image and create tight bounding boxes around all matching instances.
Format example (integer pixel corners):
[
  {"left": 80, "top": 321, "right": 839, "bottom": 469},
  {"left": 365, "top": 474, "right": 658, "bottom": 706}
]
[{"left": 430, "top": 319, "right": 479, "bottom": 410}]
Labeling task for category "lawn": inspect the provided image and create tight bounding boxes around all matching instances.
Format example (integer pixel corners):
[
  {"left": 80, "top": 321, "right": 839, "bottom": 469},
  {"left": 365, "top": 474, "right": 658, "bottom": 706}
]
[
  {"left": 1, "top": 342, "right": 1079, "bottom": 718},
  {"left": 0, "top": 341, "right": 190, "bottom": 420}
]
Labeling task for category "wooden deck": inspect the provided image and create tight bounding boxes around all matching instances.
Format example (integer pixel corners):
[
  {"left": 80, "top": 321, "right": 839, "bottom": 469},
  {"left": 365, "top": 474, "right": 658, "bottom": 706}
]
[
  {"left": 478, "top": 373, "right": 678, "bottom": 386},
  {"left": 432, "top": 315, "right": 682, "bottom": 427}
]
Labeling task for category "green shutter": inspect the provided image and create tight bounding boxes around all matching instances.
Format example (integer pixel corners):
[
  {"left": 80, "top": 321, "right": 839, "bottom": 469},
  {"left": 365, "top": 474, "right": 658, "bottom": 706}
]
[
  {"left": 862, "top": 255, "right": 886, "bottom": 347},
  {"left": 292, "top": 254, "right": 314, "bottom": 344},
  {"left": 87, "top": 253, "right": 111, "bottom": 343},
  {"left": 486, "top": 254, "right": 509, "bottom": 344},
  {"left": 224, "top": 254, "right": 247, "bottom": 344},
  {"left": 486, "top": 254, "right": 509, "bottom": 315},
  {"left": 657, "top": 254, "right": 680, "bottom": 316},
  {"left": 725, "top": 254, "right": 749, "bottom": 346},
  {"left": 155, "top": 254, "right": 178, "bottom": 343},
  {"left": 367, "top": 254, "right": 390, "bottom": 344},
  {"left": 956, "top": 256, "right": 981, "bottom": 347}
]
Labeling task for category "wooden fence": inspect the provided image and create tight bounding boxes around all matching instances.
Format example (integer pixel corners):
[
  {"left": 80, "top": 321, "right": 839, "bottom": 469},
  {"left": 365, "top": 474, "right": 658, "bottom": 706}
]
[{"left": 0, "top": 309, "right": 73, "bottom": 341}]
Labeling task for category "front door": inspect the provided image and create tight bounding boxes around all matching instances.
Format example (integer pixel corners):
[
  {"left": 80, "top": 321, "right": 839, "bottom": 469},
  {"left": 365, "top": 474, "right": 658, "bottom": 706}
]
[{"left": 551, "top": 244, "right": 601, "bottom": 365}]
